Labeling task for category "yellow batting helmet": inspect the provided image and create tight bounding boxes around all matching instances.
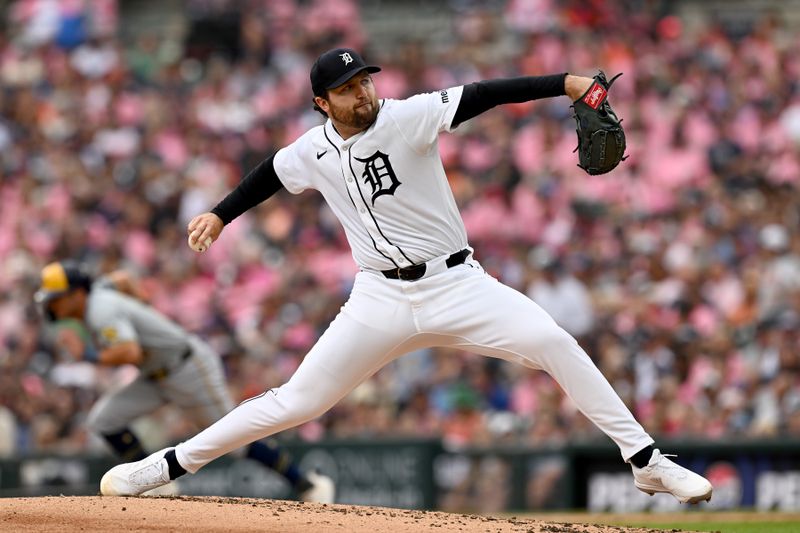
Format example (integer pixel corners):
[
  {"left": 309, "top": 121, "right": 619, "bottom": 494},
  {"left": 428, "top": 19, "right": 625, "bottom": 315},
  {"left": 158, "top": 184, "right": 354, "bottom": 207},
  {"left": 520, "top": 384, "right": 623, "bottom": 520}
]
[{"left": 34, "top": 261, "right": 93, "bottom": 306}]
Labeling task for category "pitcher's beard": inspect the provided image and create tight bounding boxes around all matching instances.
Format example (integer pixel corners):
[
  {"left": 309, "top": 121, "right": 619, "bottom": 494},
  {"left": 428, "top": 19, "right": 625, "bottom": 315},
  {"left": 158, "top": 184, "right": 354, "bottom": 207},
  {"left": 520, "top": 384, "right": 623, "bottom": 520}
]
[{"left": 331, "top": 102, "right": 378, "bottom": 130}]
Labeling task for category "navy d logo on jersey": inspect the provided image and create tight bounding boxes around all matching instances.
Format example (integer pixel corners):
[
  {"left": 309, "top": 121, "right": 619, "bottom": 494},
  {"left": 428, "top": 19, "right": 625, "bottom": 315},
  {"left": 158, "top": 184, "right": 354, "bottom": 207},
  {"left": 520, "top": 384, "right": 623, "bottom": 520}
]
[{"left": 355, "top": 151, "right": 400, "bottom": 204}]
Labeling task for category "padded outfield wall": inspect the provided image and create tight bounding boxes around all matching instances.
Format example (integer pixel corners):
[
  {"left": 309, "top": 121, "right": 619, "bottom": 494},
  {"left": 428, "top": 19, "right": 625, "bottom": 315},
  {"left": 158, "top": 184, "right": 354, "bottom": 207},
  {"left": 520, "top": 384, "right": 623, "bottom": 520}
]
[{"left": 1, "top": 438, "right": 799, "bottom": 512}]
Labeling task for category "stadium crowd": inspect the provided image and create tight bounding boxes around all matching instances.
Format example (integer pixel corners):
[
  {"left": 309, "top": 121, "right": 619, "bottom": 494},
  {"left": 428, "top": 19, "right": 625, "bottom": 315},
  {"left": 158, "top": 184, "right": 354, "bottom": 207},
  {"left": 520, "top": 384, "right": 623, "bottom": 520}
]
[{"left": 2, "top": 0, "right": 800, "bottom": 458}]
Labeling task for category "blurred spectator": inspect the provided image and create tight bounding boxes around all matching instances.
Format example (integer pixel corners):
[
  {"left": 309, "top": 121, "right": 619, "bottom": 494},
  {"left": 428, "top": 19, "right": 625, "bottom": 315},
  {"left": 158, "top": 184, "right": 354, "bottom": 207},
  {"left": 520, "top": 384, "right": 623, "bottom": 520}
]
[
  {"left": 0, "top": 405, "right": 17, "bottom": 456},
  {"left": 526, "top": 247, "right": 595, "bottom": 338}
]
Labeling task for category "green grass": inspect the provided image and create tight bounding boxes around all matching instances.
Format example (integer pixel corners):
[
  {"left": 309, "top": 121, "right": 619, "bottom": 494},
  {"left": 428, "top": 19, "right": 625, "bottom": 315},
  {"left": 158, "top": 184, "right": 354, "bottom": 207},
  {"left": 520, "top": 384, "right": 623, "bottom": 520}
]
[
  {"left": 624, "top": 521, "right": 798, "bottom": 533},
  {"left": 519, "top": 511, "right": 800, "bottom": 533}
]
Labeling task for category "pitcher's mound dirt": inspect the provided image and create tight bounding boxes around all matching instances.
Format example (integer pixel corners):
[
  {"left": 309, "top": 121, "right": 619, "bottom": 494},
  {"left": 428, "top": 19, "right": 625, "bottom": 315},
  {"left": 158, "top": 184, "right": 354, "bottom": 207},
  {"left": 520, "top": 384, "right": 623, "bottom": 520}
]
[{"left": 0, "top": 496, "right": 678, "bottom": 532}]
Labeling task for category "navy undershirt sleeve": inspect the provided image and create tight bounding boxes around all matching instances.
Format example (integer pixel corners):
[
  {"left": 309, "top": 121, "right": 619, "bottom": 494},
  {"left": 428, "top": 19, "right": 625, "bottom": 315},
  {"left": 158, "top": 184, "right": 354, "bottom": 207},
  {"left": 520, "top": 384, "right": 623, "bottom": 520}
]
[
  {"left": 211, "top": 154, "right": 285, "bottom": 225},
  {"left": 451, "top": 73, "right": 568, "bottom": 128}
]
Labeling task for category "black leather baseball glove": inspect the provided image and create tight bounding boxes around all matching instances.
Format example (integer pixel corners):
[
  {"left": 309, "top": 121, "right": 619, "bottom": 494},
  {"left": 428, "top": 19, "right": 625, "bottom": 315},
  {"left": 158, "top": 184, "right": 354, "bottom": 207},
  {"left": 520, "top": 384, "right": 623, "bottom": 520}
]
[{"left": 572, "top": 71, "right": 627, "bottom": 175}]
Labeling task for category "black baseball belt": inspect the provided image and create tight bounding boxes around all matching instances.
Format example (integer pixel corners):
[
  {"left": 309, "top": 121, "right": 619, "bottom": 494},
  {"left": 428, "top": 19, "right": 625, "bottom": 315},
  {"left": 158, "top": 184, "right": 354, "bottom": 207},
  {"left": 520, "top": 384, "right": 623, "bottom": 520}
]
[
  {"left": 146, "top": 345, "right": 193, "bottom": 381},
  {"left": 381, "top": 248, "right": 470, "bottom": 282}
]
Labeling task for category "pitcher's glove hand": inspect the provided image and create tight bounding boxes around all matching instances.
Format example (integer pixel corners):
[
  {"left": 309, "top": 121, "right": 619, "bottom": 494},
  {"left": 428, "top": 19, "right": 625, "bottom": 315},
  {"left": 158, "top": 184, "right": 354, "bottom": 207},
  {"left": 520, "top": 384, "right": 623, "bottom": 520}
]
[{"left": 572, "top": 71, "right": 627, "bottom": 175}]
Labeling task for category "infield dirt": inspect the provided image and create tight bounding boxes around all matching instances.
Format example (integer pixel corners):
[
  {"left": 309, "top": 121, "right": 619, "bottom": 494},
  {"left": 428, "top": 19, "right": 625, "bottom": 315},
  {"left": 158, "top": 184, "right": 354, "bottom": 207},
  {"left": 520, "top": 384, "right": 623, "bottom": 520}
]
[{"left": 0, "top": 495, "right": 682, "bottom": 532}]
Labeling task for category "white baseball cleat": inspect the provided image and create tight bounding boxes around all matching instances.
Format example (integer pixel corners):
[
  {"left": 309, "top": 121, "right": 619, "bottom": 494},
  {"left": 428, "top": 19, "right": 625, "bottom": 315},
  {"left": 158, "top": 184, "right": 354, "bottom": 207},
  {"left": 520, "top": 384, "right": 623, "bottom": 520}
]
[
  {"left": 142, "top": 481, "right": 180, "bottom": 497},
  {"left": 298, "top": 471, "right": 336, "bottom": 504},
  {"left": 100, "top": 447, "right": 173, "bottom": 496},
  {"left": 632, "top": 448, "right": 713, "bottom": 504}
]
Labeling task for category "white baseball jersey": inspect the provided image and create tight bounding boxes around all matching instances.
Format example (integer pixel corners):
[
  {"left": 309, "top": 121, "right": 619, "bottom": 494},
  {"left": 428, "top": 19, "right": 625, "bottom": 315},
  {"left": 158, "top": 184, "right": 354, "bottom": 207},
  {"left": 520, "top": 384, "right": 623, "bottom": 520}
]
[
  {"left": 274, "top": 87, "right": 467, "bottom": 271},
  {"left": 172, "top": 84, "right": 657, "bottom": 480}
]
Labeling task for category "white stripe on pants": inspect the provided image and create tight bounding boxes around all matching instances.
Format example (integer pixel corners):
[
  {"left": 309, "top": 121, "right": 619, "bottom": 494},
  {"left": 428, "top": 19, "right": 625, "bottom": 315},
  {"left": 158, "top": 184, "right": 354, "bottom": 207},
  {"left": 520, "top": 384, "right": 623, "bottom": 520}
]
[{"left": 176, "top": 259, "right": 653, "bottom": 473}]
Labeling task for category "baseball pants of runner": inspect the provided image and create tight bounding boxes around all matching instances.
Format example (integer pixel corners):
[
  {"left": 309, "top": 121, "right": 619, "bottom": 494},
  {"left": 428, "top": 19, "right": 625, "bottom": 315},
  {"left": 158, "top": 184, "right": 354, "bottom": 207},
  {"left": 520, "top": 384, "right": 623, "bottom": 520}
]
[{"left": 87, "top": 337, "right": 232, "bottom": 435}]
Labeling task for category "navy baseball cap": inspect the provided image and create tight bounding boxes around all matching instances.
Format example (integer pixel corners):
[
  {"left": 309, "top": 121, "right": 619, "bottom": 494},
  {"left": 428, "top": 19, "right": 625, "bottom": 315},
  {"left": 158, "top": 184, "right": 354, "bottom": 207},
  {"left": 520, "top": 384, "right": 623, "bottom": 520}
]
[{"left": 310, "top": 48, "right": 381, "bottom": 97}]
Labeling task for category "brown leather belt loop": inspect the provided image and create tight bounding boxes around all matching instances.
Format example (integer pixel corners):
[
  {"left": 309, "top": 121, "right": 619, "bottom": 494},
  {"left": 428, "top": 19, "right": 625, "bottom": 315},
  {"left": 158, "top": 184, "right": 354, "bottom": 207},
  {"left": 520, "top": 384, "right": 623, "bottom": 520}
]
[{"left": 381, "top": 249, "right": 470, "bottom": 281}]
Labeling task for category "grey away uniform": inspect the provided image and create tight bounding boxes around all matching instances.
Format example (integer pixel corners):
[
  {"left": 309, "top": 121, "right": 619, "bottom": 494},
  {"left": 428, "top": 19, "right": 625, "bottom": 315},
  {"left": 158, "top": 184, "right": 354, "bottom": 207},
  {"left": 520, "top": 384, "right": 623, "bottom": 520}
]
[
  {"left": 85, "top": 283, "right": 231, "bottom": 437},
  {"left": 82, "top": 280, "right": 319, "bottom": 495},
  {"left": 36, "top": 262, "right": 329, "bottom": 500}
]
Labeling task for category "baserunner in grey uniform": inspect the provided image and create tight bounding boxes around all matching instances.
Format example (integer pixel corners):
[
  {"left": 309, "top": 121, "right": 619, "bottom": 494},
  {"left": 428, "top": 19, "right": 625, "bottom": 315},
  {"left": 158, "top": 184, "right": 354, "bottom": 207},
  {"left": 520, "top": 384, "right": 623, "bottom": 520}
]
[{"left": 35, "top": 260, "right": 334, "bottom": 502}]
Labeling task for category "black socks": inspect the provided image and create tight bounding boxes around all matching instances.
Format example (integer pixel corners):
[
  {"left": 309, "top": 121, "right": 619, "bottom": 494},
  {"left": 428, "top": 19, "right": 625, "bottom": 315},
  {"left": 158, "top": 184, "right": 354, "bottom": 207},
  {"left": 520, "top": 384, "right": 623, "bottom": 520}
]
[
  {"left": 103, "top": 429, "right": 147, "bottom": 462},
  {"left": 246, "top": 441, "right": 303, "bottom": 487},
  {"left": 630, "top": 445, "right": 654, "bottom": 468},
  {"left": 164, "top": 449, "right": 187, "bottom": 480}
]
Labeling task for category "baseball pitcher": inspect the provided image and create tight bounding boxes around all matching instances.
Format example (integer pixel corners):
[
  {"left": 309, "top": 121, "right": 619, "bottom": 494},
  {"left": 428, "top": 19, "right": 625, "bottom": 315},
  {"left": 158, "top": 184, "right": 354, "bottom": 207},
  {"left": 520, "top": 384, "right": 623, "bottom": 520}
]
[
  {"left": 101, "top": 48, "right": 712, "bottom": 504},
  {"left": 36, "top": 261, "right": 333, "bottom": 502}
]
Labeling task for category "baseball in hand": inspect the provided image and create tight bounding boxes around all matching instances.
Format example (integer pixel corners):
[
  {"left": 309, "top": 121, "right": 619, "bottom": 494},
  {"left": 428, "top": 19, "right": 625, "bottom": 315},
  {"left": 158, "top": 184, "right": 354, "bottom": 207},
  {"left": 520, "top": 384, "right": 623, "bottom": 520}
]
[{"left": 188, "top": 234, "right": 213, "bottom": 253}]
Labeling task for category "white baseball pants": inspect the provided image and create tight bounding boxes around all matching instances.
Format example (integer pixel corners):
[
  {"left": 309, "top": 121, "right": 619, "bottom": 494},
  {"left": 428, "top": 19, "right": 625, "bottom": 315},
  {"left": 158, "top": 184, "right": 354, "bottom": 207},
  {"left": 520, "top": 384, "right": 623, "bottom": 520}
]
[{"left": 176, "top": 257, "right": 653, "bottom": 473}]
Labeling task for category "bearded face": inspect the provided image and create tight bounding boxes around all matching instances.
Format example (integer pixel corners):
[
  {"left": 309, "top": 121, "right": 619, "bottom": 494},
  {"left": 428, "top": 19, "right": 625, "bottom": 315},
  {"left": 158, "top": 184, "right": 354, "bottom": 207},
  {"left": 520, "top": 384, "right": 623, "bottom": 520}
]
[
  {"left": 327, "top": 96, "right": 379, "bottom": 129},
  {"left": 319, "top": 71, "right": 379, "bottom": 132}
]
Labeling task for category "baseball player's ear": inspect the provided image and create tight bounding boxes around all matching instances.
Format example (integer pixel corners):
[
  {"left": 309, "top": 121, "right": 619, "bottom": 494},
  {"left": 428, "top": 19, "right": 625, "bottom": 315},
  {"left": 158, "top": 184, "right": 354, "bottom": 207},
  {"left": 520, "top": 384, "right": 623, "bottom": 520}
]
[{"left": 313, "top": 96, "right": 329, "bottom": 118}]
